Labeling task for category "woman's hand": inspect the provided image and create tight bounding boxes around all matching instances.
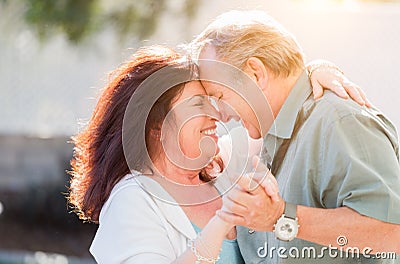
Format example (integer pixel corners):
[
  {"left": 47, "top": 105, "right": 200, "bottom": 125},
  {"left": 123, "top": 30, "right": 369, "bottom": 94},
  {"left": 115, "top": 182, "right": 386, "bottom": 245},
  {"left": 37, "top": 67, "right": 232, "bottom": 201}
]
[
  {"left": 251, "top": 156, "right": 280, "bottom": 202},
  {"left": 307, "top": 60, "right": 371, "bottom": 107}
]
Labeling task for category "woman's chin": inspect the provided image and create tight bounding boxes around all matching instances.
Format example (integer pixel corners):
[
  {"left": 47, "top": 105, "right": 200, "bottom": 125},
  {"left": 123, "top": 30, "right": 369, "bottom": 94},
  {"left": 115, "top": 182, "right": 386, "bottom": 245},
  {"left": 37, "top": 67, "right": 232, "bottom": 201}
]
[{"left": 201, "top": 136, "right": 219, "bottom": 155}]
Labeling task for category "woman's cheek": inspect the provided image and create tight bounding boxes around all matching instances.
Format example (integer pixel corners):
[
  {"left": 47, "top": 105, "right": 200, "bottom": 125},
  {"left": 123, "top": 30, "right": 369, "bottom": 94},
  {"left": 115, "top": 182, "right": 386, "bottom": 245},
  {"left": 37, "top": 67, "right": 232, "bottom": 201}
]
[{"left": 179, "top": 131, "right": 201, "bottom": 159}]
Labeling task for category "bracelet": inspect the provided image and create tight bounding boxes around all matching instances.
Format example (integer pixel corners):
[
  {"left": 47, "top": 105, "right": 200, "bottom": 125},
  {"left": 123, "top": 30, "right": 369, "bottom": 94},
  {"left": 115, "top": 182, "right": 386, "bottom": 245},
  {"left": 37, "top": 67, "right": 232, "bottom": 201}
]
[
  {"left": 307, "top": 60, "right": 344, "bottom": 79},
  {"left": 187, "top": 236, "right": 220, "bottom": 264}
]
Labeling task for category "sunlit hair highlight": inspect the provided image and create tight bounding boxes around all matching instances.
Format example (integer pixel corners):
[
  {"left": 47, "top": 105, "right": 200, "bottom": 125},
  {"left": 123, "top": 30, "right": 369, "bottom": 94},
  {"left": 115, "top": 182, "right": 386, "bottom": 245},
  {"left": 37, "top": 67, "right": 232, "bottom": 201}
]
[{"left": 192, "top": 10, "right": 305, "bottom": 77}]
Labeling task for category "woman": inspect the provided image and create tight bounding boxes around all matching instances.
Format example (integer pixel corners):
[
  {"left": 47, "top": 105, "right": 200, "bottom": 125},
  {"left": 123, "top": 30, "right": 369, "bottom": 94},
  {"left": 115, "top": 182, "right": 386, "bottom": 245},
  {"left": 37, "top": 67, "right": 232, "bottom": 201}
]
[{"left": 68, "top": 45, "right": 367, "bottom": 263}]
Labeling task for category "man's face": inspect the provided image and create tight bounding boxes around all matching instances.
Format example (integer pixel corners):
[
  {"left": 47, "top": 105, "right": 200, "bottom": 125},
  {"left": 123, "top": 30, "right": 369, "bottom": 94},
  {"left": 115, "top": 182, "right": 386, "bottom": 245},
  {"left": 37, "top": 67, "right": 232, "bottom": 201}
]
[{"left": 198, "top": 46, "right": 263, "bottom": 139}]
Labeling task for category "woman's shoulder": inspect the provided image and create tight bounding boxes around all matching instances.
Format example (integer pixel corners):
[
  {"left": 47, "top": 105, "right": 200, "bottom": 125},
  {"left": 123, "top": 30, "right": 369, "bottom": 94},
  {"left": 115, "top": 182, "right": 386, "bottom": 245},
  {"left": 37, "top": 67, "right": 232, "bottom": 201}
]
[
  {"left": 99, "top": 172, "right": 157, "bottom": 218},
  {"left": 100, "top": 171, "right": 184, "bottom": 219},
  {"left": 112, "top": 171, "right": 143, "bottom": 190},
  {"left": 108, "top": 172, "right": 146, "bottom": 198},
  {"left": 98, "top": 171, "right": 197, "bottom": 241}
]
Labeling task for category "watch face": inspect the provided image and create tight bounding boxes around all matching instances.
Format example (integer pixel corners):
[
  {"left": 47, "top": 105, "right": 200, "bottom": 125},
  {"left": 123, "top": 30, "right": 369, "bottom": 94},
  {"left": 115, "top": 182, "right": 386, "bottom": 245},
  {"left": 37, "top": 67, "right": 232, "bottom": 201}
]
[{"left": 274, "top": 217, "right": 298, "bottom": 241}]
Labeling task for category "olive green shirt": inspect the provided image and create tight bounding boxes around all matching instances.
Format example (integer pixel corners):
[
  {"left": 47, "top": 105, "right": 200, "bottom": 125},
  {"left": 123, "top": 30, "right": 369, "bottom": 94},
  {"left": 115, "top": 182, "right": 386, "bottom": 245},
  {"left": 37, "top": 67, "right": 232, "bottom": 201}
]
[{"left": 236, "top": 71, "right": 400, "bottom": 263}]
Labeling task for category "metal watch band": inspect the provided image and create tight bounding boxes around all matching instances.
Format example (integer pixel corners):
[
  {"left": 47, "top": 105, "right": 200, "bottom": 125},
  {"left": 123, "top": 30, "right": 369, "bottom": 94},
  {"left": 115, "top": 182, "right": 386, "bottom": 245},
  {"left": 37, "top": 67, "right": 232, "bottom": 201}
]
[{"left": 284, "top": 202, "right": 297, "bottom": 220}]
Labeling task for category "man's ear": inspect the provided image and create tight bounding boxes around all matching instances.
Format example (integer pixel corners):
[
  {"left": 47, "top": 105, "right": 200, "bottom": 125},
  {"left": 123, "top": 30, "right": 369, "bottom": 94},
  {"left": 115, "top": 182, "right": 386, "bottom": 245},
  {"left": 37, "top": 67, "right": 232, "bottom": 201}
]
[{"left": 245, "top": 57, "right": 269, "bottom": 92}]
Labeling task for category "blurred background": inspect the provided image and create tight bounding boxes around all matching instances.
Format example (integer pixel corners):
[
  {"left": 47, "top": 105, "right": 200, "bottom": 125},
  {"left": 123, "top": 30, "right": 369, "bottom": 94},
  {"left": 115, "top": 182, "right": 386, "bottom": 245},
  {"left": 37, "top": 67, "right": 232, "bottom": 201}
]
[{"left": 0, "top": 0, "right": 399, "bottom": 263}]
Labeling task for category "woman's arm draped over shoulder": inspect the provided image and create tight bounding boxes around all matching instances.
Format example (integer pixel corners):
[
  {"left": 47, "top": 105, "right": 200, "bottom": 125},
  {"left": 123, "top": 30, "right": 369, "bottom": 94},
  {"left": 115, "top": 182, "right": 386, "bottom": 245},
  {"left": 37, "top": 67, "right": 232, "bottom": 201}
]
[{"left": 307, "top": 59, "right": 371, "bottom": 106}]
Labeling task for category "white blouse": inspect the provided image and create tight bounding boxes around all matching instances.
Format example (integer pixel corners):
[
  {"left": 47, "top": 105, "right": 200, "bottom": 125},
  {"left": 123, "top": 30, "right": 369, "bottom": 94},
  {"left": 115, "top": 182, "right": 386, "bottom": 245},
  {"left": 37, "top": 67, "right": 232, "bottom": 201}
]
[{"left": 90, "top": 126, "right": 263, "bottom": 263}]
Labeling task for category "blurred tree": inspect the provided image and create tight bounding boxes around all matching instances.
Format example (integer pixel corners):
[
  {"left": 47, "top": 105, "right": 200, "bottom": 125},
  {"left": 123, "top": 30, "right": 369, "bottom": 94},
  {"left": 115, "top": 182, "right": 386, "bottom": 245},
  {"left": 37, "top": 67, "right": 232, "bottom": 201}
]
[
  {"left": 24, "top": 0, "right": 98, "bottom": 43},
  {"left": 1, "top": 0, "right": 200, "bottom": 44}
]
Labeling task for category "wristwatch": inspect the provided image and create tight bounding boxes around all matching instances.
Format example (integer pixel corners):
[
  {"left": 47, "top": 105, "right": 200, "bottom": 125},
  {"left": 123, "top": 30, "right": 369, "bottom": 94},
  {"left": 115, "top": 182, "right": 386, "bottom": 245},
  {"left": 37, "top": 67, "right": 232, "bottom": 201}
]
[{"left": 273, "top": 202, "right": 299, "bottom": 242}]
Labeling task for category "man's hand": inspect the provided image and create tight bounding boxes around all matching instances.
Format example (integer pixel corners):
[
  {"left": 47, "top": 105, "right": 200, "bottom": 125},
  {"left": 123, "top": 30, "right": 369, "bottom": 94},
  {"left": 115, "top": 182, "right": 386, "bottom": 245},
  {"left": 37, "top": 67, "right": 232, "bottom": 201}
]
[{"left": 218, "top": 173, "right": 285, "bottom": 231}]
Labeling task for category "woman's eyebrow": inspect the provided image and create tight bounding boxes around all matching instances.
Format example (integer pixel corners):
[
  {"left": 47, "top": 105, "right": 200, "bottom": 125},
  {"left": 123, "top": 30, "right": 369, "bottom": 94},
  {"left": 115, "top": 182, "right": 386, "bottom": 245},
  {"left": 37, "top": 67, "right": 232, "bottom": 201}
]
[{"left": 187, "top": 94, "right": 206, "bottom": 102}]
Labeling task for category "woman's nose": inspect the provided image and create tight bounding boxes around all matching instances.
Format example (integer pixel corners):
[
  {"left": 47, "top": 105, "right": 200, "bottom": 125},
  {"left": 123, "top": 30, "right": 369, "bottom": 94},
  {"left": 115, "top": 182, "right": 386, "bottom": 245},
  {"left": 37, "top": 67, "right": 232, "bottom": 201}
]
[
  {"left": 216, "top": 101, "right": 231, "bottom": 122},
  {"left": 208, "top": 105, "right": 222, "bottom": 121}
]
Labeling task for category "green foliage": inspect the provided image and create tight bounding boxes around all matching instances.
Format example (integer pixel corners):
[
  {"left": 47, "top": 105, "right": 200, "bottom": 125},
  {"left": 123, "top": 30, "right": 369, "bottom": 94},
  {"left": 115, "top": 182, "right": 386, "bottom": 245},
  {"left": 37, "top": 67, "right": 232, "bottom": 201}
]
[
  {"left": 24, "top": 0, "right": 98, "bottom": 43},
  {"left": 108, "top": 0, "right": 167, "bottom": 42},
  {"left": 1, "top": 0, "right": 200, "bottom": 44},
  {"left": 183, "top": 0, "right": 200, "bottom": 18}
]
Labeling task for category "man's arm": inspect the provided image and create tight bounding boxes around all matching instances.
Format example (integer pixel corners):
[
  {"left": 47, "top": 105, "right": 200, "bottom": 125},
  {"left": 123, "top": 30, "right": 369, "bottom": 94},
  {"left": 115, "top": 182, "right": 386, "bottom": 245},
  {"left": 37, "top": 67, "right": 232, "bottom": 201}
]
[
  {"left": 297, "top": 205, "right": 400, "bottom": 253},
  {"left": 219, "top": 107, "right": 400, "bottom": 254},
  {"left": 218, "top": 178, "right": 400, "bottom": 254}
]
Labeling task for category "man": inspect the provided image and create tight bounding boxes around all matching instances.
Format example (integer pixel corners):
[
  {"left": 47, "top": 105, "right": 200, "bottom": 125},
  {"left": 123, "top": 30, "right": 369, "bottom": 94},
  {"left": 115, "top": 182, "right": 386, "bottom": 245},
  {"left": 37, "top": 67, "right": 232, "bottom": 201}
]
[{"left": 192, "top": 10, "right": 400, "bottom": 263}]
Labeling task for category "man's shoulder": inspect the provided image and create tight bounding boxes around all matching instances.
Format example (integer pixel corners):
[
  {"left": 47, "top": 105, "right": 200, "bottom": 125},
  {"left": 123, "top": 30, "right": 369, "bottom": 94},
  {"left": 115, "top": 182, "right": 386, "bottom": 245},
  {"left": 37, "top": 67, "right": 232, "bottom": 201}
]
[
  {"left": 300, "top": 92, "right": 399, "bottom": 147},
  {"left": 303, "top": 91, "right": 364, "bottom": 122},
  {"left": 303, "top": 92, "right": 393, "bottom": 129}
]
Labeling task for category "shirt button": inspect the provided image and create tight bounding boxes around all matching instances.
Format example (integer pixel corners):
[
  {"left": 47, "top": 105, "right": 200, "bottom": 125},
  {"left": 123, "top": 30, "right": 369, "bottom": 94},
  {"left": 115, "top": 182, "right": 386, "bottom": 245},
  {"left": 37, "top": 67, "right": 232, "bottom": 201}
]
[{"left": 248, "top": 229, "right": 255, "bottom": 234}]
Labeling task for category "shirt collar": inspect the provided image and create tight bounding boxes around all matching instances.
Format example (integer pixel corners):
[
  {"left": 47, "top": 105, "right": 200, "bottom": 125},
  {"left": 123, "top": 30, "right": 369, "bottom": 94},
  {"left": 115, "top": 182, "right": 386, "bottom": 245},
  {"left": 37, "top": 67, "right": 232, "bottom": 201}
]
[
  {"left": 268, "top": 71, "right": 312, "bottom": 139},
  {"left": 127, "top": 173, "right": 197, "bottom": 239}
]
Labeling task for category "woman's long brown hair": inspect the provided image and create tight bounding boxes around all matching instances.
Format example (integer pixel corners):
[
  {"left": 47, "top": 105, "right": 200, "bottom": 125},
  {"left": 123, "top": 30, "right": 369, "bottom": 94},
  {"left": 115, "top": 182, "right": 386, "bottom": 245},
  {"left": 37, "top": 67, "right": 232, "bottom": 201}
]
[{"left": 68, "top": 46, "right": 222, "bottom": 223}]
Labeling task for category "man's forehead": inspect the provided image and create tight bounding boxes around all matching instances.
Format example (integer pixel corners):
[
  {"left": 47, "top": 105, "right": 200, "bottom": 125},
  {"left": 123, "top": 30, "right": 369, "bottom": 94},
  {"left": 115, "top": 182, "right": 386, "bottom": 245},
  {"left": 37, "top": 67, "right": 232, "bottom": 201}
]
[
  {"left": 198, "top": 45, "right": 218, "bottom": 60},
  {"left": 198, "top": 60, "right": 222, "bottom": 79},
  {"left": 196, "top": 49, "right": 245, "bottom": 98},
  {"left": 197, "top": 62, "right": 237, "bottom": 97},
  {"left": 200, "top": 80, "right": 227, "bottom": 96},
  {"left": 197, "top": 47, "right": 228, "bottom": 80}
]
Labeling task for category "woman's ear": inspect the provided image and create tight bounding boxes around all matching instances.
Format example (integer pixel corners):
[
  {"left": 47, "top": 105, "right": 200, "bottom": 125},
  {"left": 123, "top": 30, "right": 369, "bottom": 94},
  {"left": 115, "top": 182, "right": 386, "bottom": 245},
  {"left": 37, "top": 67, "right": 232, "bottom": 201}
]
[{"left": 246, "top": 57, "right": 269, "bottom": 92}]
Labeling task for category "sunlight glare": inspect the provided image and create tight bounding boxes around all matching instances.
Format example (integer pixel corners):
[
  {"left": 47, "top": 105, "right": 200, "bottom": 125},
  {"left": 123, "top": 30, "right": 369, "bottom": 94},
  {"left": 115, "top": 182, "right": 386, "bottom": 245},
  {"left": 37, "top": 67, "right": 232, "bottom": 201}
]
[{"left": 297, "top": 0, "right": 361, "bottom": 12}]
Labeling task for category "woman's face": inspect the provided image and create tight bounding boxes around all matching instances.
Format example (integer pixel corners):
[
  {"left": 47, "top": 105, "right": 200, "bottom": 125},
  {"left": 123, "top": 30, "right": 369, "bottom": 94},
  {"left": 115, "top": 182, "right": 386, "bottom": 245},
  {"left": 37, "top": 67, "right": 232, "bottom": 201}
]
[{"left": 161, "top": 81, "right": 221, "bottom": 170}]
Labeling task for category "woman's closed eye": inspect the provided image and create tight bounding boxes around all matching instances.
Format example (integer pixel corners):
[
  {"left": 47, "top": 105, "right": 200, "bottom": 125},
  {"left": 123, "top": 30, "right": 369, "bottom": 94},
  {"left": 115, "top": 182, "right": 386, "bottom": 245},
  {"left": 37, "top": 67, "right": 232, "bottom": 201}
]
[
  {"left": 190, "top": 95, "right": 207, "bottom": 107},
  {"left": 193, "top": 100, "right": 204, "bottom": 107}
]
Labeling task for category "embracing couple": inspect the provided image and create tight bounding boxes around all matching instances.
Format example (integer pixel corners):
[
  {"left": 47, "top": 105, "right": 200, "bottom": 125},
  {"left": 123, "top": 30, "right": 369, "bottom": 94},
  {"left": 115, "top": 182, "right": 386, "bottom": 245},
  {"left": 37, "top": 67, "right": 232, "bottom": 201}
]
[{"left": 69, "top": 10, "right": 400, "bottom": 264}]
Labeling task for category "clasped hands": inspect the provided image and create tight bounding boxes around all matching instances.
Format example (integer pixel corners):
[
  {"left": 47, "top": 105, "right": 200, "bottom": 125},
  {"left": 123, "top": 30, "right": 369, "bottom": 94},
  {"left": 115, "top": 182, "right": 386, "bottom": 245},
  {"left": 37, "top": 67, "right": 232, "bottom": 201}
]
[{"left": 217, "top": 156, "right": 284, "bottom": 232}]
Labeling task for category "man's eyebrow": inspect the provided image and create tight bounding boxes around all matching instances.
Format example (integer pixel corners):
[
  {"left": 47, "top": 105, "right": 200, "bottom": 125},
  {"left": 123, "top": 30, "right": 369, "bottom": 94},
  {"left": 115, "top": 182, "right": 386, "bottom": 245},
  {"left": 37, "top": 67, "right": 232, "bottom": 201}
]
[
  {"left": 208, "top": 91, "right": 222, "bottom": 98},
  {"left": 202, "top": 89, "right": 217, "bottom": 97}
]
